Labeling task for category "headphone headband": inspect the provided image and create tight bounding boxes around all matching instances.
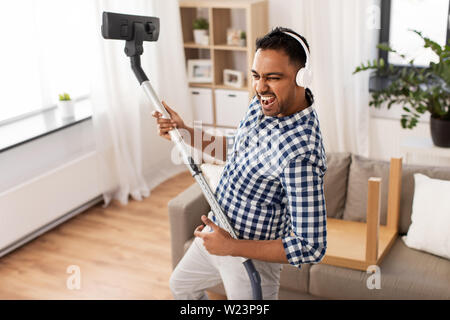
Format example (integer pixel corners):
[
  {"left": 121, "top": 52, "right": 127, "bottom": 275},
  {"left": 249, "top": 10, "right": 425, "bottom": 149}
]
[
  {"left": 282, "top": 31, "right": 310, "bottom": 69},
  {"left": 282, "top": 31, "right": 312, "bottom": 87}
]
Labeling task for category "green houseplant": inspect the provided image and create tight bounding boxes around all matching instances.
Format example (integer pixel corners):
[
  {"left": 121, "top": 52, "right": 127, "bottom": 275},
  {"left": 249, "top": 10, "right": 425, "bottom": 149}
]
[
  {"left": 193, "top": 17, "right": 209, "bottom": 45},
  {"left": 57, "top": 92, "right": 75, "bottom": 119},
  {"left": 240, "top": 31, "right": 247, "bottom": 47},
  {"left": 353, "top": 30, "right": 450, "bottom": 147},
  {"left": 59, "top": 93, "right": 71, "bottom": 101}
]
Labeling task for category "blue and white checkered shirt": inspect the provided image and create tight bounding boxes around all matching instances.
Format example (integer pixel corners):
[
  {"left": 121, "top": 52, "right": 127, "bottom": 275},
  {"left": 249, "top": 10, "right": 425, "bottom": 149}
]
[{"left": 212, "top": 95, "right": 327, "bottom": 268}]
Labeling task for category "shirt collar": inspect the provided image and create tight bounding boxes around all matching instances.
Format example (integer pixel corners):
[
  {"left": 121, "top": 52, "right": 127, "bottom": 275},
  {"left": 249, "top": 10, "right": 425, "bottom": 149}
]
[{"left": 255, "top": 99, "right": 315, "bottom": 131}]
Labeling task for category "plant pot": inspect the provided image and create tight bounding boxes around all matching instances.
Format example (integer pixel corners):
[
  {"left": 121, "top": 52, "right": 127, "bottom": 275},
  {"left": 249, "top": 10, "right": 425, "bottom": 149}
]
[
  {"left": 193, "top": 29, "right": 207, "bottom": 45},
  {"left": 430, "top": 116, "right": 450, "bottom": 148},
  {"left": 58, "top": 100, "right": 75, "bottom": 119}
]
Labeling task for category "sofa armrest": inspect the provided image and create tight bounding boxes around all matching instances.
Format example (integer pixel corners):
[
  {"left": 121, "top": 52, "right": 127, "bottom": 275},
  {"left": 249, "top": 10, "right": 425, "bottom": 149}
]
[{"left": 168, "top": 183, "right": 211, "bottom": 269}]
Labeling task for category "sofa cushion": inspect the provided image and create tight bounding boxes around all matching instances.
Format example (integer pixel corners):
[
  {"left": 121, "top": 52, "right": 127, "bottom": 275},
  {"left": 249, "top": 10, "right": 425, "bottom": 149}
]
[
  {"left": 343, "top": 154, "right": 390, "bottom": 225},
  {"left": 343, "top": 155, "right": 450, "bottom": 234},
  {"left": 398, "top": 164, "right": 450, "bottom": 234},
  {"left": 323, "top": 152, "right": 352, "bottom": 218},
  {"left": 402, "top": 174, "right": 450, "bottom": 259},
  {"left": 309, "top": 238, "right": 450, "bottom": 299},
  {"left": 279, "top": 264, "right": 310, "bottom": 294}
]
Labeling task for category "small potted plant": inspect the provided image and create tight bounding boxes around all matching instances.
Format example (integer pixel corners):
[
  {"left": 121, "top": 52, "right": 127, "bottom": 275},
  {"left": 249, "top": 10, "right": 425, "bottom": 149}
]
[
  {"left": 193, "top": 17, "right": 209, "bottom": 45},
  {"left": 353, "top": 29, "right": 450, "bottom": 147},
  {"left": 239, "top": 31, "right": 247, "bottom": 47},
  {"left": 58, "top": 92, "right": 75, "bottom": 119}
]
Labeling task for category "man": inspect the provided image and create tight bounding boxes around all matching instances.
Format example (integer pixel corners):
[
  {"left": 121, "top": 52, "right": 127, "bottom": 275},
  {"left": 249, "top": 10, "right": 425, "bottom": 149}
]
[{"left": 152, "top": 27, "right": 327, "bottom": 300}]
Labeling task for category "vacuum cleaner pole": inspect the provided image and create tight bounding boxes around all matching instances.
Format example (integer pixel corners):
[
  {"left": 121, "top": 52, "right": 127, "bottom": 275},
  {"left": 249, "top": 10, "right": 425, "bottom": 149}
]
[
  {"left": 102, "top": 11, "right": 262, "bottom": 300},
  {"left": 137, "top": 49, "right": 263, "bottom": 303}
]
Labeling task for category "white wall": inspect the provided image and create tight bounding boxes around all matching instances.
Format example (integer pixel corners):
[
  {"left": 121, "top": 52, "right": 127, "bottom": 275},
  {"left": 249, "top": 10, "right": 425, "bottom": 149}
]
[
  {"left": 268, "top": 0, "right": 297, "bottom": 30},
  {"left": 0, "top": 121, "right": 100, "bottom": 252},
  {"left": 0, "top": 120, "right": 95, "bottom": 192},
  {"left": 369, "top": 106, "right": 432, "bottom": 162},
  {"left": 369, "top": 115, "right": 430, "bottom": 160}
]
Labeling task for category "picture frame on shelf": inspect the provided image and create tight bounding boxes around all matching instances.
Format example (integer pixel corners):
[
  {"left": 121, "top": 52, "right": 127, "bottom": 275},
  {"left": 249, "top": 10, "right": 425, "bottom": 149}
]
[
  {"left": 188, "top": 59, "right": 213, "bottom": 83},
  {"left": 226, "top": 29, "right": 243, "bottom": 46},
  {"left": 223, "top": 69, "right": 244, "bottom": 88}
]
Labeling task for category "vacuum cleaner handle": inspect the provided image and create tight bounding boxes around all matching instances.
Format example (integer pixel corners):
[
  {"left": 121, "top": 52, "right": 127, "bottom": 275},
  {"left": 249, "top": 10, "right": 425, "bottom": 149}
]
[
  {"left": 141, "top": 80, "right": 263, "bottom": 300},
  {"left": 243, "top": 259, "right": 263, "bottom": 300}
]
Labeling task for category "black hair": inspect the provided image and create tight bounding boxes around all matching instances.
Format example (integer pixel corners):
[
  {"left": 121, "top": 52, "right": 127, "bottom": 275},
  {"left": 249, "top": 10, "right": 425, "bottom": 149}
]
[
  {"left": 256, "top": 27, "right": 314, "bottom": 106},
  {"left": 255, "top": 27, "right": 310, "bottom": 69}
]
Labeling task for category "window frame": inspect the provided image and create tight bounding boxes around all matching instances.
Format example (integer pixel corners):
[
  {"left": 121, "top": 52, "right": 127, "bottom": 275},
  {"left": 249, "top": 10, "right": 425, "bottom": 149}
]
[
  {"left": 379, "top": 0, "right": 450, "bottom": 67},
  {"left": 370, "top": 0, "right": 450, "bottom": 92}
]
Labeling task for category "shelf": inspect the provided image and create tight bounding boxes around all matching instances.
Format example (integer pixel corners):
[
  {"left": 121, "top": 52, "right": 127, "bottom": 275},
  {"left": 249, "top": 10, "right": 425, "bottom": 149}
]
[
  {"left": 400, "top": 136, "right": 450, "bottom": 167},
  {"left": 215, "top": 83, "right": 249, "bottom": 91},
  {"left": 188, "top": 83, "right": 249, "bottom": 91},
  {"left": 183, "top": 43, "right": 247, "bottom": 51},
  {"left": 180, "top": 0, "right": 268, "bottom": 129},
  {"left": 188, "top": 83, "right": 213, "bottom": 88},
  {"left": 184, "top": 42, "right": 212, "bottom": 49},
  {"left": 180, "top": 0, "right": 264, "bottom": 9},
  {"left": 213, "top": 50, "right": 247, "bottom": 86},
  {"left": 401, "top": 136, "right": 450, "bottom": 157},
  {"left": 214, "top": 44, "right": 247, "bottom": 51}
]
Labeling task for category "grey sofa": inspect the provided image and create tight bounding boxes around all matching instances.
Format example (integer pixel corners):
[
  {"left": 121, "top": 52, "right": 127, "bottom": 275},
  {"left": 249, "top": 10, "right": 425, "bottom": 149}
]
[{"left": 168, "top": 153, "right": 450, "bottom": 299}]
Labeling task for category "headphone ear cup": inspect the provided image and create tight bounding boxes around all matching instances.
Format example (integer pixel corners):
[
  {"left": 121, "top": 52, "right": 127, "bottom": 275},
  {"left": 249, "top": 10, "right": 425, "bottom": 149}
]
[
  {"left": 296, "top": 68, "right": 305, "bottom": 87},
  {"left": 296, "top": 67, "right": 313, "bottom": 87},
  {"left": 303, "top": 68, "right": 313, "bottom": 87}
]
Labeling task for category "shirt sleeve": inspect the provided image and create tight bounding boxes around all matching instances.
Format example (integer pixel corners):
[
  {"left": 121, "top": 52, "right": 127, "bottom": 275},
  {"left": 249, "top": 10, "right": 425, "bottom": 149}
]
[{"left": 279, "top": 152, "right": 327, "bottom": 268}]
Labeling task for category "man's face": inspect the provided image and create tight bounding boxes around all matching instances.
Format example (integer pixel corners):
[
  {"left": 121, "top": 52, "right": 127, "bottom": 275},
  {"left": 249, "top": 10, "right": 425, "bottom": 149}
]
[{"left": 251, "top": 49, "right": 299, "bottom": 117}]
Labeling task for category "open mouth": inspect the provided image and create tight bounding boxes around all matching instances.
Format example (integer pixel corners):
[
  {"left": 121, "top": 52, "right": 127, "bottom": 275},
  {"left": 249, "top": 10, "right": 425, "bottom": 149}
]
[{"left": 260, "top": 95, "right": 276, "bottom": 109}]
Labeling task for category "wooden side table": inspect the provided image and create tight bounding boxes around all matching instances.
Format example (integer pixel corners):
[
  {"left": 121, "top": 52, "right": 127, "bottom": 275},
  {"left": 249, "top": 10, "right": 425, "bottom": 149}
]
[{"left": 321, "top": 158, "right": 402, "bottom": 271}]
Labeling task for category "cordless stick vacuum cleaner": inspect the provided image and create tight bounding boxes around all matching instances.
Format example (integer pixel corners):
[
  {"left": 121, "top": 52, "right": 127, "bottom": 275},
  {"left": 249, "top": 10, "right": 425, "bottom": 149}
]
[{"left": 101, "top": 12, "right": 262, "bottom": 300}]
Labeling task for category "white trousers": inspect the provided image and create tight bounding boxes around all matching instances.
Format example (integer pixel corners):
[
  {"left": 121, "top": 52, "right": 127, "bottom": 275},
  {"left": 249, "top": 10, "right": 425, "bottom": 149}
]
[{"left": 169, "top": 225, "right": 283, "bottom": 300}]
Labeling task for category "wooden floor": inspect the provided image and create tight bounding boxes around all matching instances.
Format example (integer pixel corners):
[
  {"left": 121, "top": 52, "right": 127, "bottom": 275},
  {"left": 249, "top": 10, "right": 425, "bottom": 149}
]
[{"left": 0, "top": 171, "right": 225, "bottom": 300}]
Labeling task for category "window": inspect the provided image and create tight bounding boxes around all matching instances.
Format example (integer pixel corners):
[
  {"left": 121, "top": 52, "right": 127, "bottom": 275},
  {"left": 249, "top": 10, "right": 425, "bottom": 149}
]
[
  {"left": 370, "top": 0, "right": 450, "bottom": 120},
  {"left": 380, "top": 0, "right": 450, "bottom": 67},
  {"left": 0, "top": 0, "right": 96, "bottom": 123}
]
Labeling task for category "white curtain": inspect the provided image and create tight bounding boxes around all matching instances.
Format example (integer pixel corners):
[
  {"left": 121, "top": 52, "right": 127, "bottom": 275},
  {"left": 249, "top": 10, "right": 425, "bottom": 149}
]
[
  {"left": 91, "top": 0, "right": 192, "bottom": 206},
  {"left": 293, "top": 0, "right": 380, "bottom": 156}
]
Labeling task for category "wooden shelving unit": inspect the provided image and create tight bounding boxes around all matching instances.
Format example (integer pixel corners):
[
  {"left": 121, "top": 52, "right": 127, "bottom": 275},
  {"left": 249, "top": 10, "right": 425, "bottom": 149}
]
[{"left": 179, "top": 0, "right": 268, "bottom": 128}]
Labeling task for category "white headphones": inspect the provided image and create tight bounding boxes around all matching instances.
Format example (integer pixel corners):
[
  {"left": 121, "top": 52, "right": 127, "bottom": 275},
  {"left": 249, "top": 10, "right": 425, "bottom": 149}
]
[{"left": 282, "top": 31, "right": 313, "bottom": 88}]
